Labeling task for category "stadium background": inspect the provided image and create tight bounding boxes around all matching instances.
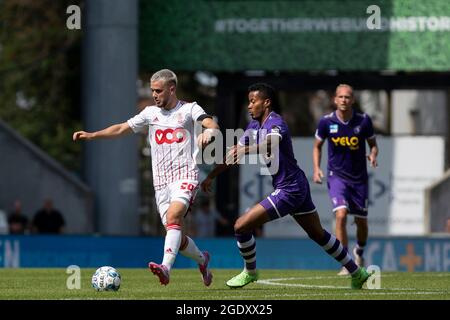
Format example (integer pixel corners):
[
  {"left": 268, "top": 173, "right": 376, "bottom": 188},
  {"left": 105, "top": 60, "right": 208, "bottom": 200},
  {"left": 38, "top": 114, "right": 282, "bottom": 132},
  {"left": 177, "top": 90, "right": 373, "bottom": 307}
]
[{"left": 0, "top": 0, "right": 449, "bottom": 273}]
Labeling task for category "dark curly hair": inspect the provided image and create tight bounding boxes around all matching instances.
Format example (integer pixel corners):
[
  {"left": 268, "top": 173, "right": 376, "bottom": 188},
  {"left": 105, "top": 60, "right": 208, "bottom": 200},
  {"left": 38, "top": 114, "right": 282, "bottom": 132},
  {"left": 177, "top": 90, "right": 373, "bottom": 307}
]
[{"left": 248, "top": 83, "right": 280, "bottom": 111}]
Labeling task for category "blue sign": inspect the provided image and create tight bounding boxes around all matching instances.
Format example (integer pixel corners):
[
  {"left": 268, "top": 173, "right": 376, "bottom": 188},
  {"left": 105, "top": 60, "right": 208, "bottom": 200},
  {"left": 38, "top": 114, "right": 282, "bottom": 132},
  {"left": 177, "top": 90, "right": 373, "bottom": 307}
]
[{"left": 1, "top": 235, "right": 449, "bottom": 271}]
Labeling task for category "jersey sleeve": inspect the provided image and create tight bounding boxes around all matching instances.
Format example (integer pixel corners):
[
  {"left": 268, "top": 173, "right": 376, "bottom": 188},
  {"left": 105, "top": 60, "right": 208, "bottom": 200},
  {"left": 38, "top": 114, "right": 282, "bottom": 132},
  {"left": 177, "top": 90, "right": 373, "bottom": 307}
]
[
  {"left": 315, "top": 118, "right": 328, "bottom": 141},
  {"left": 127, "top": 108, "right": 151, "bottom": 133},
  {"left": 238, "top": 129, "right": 252, "bottom": 146},
  {"left": 238, "top": 122, "right": 256, "bottom": 146},
  {"left": 191, "top": 102, "right": 207, "bottom": 121},
  {"left": 266, "top": 119, "right": 285, "bottom": 141},
  {"left": 363, "top": 114, "right": 375, "bottom": 139}
]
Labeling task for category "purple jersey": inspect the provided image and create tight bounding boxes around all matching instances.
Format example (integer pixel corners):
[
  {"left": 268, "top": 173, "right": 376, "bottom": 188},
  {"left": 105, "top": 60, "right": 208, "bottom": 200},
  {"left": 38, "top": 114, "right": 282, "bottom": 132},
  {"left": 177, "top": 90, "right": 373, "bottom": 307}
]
[
  {"left": 315, "top": 111, "right": 375, "bottom": 183},
  {"left": 239, "top": 112, "right": 305, "bottom": 191}
]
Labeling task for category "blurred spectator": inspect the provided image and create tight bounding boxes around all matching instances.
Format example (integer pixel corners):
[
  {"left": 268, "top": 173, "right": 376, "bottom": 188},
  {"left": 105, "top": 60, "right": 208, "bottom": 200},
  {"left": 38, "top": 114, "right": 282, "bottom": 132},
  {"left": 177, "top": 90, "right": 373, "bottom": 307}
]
[
  {"left": 31, "top": 199, "right": 65, "bottom": 234},
  {"left": 0, "top": 208, "right": 8, "bottom": 235},
  {"left": 447, "top": 219, "right": 450, "bottom": 233},
  {"left": 7, "top": 200, "right": 29, "bottom": 234},
  {"left": 193, "top": 199, "right": 229, "bottom": 237}
]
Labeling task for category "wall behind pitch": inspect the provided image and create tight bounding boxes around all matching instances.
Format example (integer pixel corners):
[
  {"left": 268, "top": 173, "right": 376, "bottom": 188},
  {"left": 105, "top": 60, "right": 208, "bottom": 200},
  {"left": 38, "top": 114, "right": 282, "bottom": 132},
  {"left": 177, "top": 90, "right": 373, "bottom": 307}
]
[
  {"left": 240, "top": 137, "right": 444, "bottom": 236},
  {"left": 0, "top": 120, "right": 93, "bottom": 234}
]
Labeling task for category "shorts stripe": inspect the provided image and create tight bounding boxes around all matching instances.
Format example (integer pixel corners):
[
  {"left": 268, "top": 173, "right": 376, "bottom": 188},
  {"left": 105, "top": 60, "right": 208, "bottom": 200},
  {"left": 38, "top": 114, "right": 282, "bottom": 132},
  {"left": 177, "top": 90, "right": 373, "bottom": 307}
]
[
  {"left": 292, "top": 208, "right": 316, "bottom": 216},
  {"left": 332, "top": 205, "right": 348, "bottom": 212},
  {"left": 267, "top": 197, "right": 281, "bottom": 218},
  {"left": 332, "top": 206, "right": 368, "bottom": 218}
]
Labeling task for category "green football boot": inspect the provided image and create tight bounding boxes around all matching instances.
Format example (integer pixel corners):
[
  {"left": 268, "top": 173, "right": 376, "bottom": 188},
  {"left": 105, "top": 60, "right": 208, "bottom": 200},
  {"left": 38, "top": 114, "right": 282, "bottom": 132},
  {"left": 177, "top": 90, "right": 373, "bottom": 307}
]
[
  {"left": 351, "top": 267, "right": 372, "bottom": 289},
  {"left": 226, "top": 270, "right": 259, "bottom": 288}
]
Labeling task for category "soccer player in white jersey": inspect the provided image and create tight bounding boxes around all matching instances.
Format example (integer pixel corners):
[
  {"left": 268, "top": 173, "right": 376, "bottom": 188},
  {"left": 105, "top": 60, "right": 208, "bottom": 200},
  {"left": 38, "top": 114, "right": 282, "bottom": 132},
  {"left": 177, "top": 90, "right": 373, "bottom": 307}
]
[{"left": 73, "top": 69, "right": 219, "bottom": 286}]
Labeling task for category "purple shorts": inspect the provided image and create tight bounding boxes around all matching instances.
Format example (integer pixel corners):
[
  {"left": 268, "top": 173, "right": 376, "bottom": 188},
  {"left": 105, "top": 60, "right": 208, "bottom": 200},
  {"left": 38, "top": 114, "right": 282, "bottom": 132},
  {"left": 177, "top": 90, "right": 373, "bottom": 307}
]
[
  {"left": 327, "top": 174, "right": 368, "bottom": 217},
  {"left": 260, "top": 181, "right": 316, "bottom": 221}
]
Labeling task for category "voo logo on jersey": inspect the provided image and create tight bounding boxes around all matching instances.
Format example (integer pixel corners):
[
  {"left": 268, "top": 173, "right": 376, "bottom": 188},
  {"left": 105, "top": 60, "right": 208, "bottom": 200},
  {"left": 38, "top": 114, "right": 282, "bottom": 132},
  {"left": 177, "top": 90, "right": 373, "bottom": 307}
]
[{"left": 155, "top": 128, "right": 188, "bottom": 144}]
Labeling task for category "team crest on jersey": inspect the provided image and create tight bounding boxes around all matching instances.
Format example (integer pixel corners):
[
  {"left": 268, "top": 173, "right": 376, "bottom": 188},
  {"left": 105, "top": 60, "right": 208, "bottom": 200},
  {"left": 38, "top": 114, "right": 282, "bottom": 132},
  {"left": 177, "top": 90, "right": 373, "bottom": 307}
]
[
  {"left": 271, "top": 125, "right": 281, "bottom": 134},
  {"left": 354, "top": 126, "right": 361, "bottom": 134},
  {"left": 176, "top": 113, "right": 184, "bottom": 124},
  {"left": 329, "top": 124, "right": 338, "bottom": 133},
  {"left": 271, "top": 189, "right": 281, "bottom": 196},
  {"left": 251, "top": 129, "right": 258, "bottom": 142}
]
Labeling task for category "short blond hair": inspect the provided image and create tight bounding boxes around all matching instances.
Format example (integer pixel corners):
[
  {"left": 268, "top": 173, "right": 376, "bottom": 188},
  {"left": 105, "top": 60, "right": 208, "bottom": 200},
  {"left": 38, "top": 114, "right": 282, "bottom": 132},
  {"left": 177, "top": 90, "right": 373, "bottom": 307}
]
[
  {"left": 335, "top": 84, "right": 354, "bottom": 96},
  {"left": 151, "top": 69, "right": 177, "bottom": 87}
]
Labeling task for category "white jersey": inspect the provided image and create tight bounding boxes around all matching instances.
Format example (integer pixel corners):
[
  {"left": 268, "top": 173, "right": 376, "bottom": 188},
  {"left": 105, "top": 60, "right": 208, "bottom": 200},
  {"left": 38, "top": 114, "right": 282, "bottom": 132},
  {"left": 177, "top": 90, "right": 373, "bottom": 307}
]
[{"left": 127, "top": 100, "right": 205, "bottom": 191}]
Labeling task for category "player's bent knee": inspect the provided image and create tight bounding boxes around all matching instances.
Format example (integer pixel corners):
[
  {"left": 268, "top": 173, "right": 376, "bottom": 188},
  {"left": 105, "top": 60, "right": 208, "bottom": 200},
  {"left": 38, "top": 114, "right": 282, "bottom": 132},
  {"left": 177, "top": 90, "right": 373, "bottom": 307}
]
[
  {"left": 233, "top": 222, "right": 242, "bottom": 233},
  {"left": 166, "top": 215, "right": 183, "bottom": 226},
  {"left": 234, "top": 220, "right": 250, "bottom": 234}
]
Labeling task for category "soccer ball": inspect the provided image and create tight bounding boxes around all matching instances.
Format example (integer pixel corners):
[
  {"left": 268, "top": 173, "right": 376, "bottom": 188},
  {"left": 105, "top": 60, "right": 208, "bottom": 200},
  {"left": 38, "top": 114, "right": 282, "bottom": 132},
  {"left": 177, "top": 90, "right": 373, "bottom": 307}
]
[{"left": 91, "top": 266, "right": 121, "bottom": 291}]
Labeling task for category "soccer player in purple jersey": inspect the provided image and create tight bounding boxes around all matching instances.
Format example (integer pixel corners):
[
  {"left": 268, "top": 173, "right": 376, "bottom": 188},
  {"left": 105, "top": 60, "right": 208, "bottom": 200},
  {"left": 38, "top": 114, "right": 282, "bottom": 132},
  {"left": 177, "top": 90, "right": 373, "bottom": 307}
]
[
  {"left": 201, "top": 83, "right": 372, "bottom": 289},
  {"left": 313, "top": 84, "right": 379, "bottom": 276}
]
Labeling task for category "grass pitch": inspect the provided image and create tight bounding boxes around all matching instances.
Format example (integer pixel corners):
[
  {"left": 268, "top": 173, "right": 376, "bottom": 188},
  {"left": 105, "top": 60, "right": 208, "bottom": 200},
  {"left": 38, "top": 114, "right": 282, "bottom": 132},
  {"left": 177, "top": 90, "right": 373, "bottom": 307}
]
[{"left": 0, "top": 269, "right": 448, "bottom": 300}]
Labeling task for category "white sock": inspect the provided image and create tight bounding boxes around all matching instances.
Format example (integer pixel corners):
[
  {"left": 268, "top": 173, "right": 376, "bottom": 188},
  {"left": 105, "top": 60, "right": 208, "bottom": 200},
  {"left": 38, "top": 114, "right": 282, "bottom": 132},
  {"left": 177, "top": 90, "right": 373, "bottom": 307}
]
[
  {"left": 179, "top": 236, "right": 205, "bottom": 264},
  {"left": 162, "top": 224, "right": 182, "bottom": 271}
]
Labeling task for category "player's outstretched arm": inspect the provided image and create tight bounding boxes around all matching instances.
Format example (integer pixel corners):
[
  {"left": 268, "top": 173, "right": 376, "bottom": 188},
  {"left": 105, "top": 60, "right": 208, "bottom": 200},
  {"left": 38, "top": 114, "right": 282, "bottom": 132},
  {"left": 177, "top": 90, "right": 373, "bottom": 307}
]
[
  {"left": 245, "top": 134, "right": 280, "bottom": 156},
  {"left": 73, "top": 122, "right": 132, "bottom": 141},
  {"left": 225, "top": 134, "right": 281, "bottom": 166},
  {"left": 312, "top": 139, "right": 324, "bottom": 184}
]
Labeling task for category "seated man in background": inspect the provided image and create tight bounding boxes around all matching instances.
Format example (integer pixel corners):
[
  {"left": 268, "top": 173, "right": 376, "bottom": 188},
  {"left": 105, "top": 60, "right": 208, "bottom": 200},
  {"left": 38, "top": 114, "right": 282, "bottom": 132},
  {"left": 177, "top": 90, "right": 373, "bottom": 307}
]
[{"left": 32, "top": 199, "right": 65, "bottom": 234}]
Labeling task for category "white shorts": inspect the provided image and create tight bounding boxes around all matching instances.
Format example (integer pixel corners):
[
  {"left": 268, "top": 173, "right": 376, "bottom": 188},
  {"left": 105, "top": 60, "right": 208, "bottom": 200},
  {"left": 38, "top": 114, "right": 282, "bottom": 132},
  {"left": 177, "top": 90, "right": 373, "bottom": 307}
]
[{"left": 155, "top": 180, "right": 198, "bottom": 226}]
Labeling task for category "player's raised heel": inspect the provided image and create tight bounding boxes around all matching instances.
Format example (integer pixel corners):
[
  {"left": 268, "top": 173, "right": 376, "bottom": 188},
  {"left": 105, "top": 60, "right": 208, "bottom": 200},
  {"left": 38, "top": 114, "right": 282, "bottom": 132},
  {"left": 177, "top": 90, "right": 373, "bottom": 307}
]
[
  {"left": 198, "top": 251, "right": 213, "bottom": 286},
  {"left": 226, "top": 270, "right": 259, "bottom": 288},
  {"left": 148, "top": 262, "right": 170, "bottom": 286},
  {"left": 351, "top": 267, "right": 372, "bottom": 289}
]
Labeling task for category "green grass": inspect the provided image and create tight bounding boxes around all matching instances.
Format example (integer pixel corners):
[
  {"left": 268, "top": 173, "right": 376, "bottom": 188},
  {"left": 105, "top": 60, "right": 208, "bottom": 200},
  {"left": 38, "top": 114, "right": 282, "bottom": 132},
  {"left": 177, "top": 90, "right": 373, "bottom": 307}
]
[{"left": 0, "top": 269, "right": 448, "bottom": 300}]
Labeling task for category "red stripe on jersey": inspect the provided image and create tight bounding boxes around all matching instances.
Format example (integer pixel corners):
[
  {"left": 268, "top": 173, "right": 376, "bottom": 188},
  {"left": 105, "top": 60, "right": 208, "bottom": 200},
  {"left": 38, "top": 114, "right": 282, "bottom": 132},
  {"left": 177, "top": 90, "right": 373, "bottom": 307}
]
[
  {"left": 177, "top": 143, "right": 181, "bottom": 180},
  {"left": 158, "top": 144, "right": 162, "bottom": 187},
  {"left": 163, "top": 145, "right": 168, "bottom": 185},
  {"left": 167, "top": 223, "right": 181, "bottom": 230},
  {"left": 168, "top": 147, "right": 173, "bottom": 183}
]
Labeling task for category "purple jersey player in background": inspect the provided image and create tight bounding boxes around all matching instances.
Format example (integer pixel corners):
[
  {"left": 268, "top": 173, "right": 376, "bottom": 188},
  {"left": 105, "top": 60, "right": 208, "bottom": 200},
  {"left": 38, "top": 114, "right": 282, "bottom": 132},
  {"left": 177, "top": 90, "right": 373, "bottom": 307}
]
[
  {"left": 201, "top": 83, "right": 372, "bottom": 289},
  {"left": 313, "top": 84, "right": 379, "bottom": 276}
]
